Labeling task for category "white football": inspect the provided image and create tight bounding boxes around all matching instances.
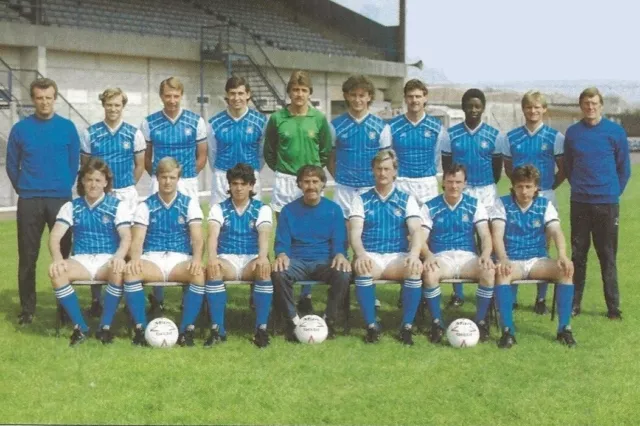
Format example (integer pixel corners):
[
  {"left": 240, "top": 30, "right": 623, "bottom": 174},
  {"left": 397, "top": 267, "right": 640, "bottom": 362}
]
[
  {"left": 446, "top": 318, "right": 480, "bottom": 348},
  {"left": 294, "top": 315, "right": 328, "bottom": 344},
  {"left": 145, "top": 317, "right": 179, "bottom": 348}
]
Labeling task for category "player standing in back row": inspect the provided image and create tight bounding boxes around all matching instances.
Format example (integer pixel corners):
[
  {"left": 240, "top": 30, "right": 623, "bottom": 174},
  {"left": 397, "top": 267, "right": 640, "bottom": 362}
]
[
  {"left": 388, "top": 79, "right": 445, "bottom": 204},
  {"left": 80, "top": 87, "right": 146, "bottom": 316},
  {"left": 502, "top": 90, "right": 565, "bottom": 314},
  {"left": 441, "top": 88, "right": 504, "bottom": 306},
  {"left": 208, "top": 76, "right": 267, "bottom": 206}
]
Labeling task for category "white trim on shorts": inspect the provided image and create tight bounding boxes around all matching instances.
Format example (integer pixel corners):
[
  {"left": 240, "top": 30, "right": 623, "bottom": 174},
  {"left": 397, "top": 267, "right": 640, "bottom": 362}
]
[
  {"left": 396, "top": 175, "right": 439, "bottom": 204},
  {"left": 211, "top": 168, "right": 262, "bottom": 205},
  {"left": 71, "top": 254, "right": 112, "bottom": 281},
  {"left": 334, "top": 183, "right": 373, "bottom": 219},
  {"left": 219, "top": 253, "right": 259, "bottom": 280},
  {"left": 367, "top": 252, "right": 407, "bottom": 272},
  {"left": 511, "top": 257, "right": 546, "bottom": 279},
  {"left": 141, "top": 251, "right": 192, "bottom": 282},
  {"left": 434, "top": 250, "right": 478, "bottom": 279},
  {"left": 464, "top": 184, "right": 497, "bottom": 209},
  {"left": 150, "top": 176, "right": 199, "bottom": 200},
  {"left": 271, "top": 172, "right": 302, "bottom": 213},
  {"left": 112, "top": 185, "right": 139, "bottom": 215}
]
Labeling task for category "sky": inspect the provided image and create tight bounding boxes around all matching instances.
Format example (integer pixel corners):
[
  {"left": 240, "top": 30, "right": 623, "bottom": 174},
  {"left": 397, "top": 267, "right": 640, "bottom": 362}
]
[{"left": 332, "top": 0, "right": 640, "bottom": 84}]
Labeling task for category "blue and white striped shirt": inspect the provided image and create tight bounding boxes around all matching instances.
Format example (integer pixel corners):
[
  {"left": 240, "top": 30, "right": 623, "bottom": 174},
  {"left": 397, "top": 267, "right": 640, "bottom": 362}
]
[
  {"left": 133, "top": 192, "right": 203, "bottom": 254},
  {"left": 141, "top": 109, "right": 208, "bottom": 178},
  {"left": 80, "top": 121, "right": 146, "bottom": 189},
  {"left": 56, "top": 194, "right": 131, "bottom": 255},
  {"left": 422, "top": 193, "right": 487, "bottom": 254},
  {"left": 502, "top": 124, "right": 564, "bottom": 191},
  {"left": 207, "top": 198, "right": 272, "bottom": 255},
  {"left": 388, "top": 113, "right": 445, "bottom": 178},
  {"left": 490, "top": 195, "right": 559, "bottom": 260},
  {"left": 442, "top": 122, "right": 504, "bottom": 187},
  {"left": 350, "top": 186, "right": 421, "bottom": 254},
  {"left": 331, "top": 113, "right": 391, "bottom": 187},
  {"left": 208, "top": 108, "right": 267, "bottom": 172}
]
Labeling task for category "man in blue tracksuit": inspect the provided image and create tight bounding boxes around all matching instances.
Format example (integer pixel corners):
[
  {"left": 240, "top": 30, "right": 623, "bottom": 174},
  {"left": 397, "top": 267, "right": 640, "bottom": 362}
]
[
  {"left": 564, "top": 87, "right": 630, "bottom": 319},
  {"left": 5, "top": 78, "right": 80, "bottom": 325}
]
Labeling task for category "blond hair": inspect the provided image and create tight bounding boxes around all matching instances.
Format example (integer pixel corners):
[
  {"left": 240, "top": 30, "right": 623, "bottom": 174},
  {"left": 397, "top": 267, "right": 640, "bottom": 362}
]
[
  {"left": 287, "top": 70, "right": 313, "bottom": 94},
  {"left": 155, "top": 157, "right": 182, "bottom": 177},
  {"left": 371, "top": 148, "right": 398, "bottom": 170},
  {"left": 99, "top": 87, "right": 128, "bottom": 107},
  {"left": 521, "top": 90, "right": 547, "bottom": 109},
  {"left": 159, "top": 76, "right": 184, "bottom": 96}
]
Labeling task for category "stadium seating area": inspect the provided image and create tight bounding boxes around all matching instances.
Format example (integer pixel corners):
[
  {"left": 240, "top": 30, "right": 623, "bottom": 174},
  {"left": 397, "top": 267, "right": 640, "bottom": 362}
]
[
  {"left": 0, "top": 0, "right": 29, "bottom": 23},
  {"left": 3, "top": 0, "right": 357, "bottom": 57}
]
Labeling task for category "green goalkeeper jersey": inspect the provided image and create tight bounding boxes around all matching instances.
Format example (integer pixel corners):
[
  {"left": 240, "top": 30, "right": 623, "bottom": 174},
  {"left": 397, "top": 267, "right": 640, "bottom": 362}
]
[{"left": 264, "top": 106, "right": 332, "bottom": 175}]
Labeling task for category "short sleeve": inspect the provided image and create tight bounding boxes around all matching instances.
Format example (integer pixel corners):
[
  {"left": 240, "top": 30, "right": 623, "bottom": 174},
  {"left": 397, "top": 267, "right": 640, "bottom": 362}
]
[
  {"left": 500, "top": 134, "right": 512, "bottom": 157},
  {"left": 473, "top": 201, "right": 488, "bottom": 224},
  {"left": 494, "top": 134, "right": 506, "bottom": 156},
  {"left": 56, "top": 201, "right": 74, "bottom": 226},
  {"left": 489, "top": 198, "right": 506, "bottom": 222},
  {"left": 544, "top": 201, "right": 560, "bottom": 225},
  {"left": 207, "top": 203, "right": 223, "bottom": 224},
  {"left": 329, "top": 123, "right": 337, "bottom": 148},
  {"left": 196, "top": 117, "right": 208, "bottom": 142},
  {"left": 256, "top": 205, "right": 273, "bottom": 228},
  {"left": 405, "top": 196, "right": 421, "bottom": 220},
  {"left": 420, "top": 204, "right": 433, "bottom": 230},
  {"left": 187, "top": 198, "right": 204, "bottom": 223},
  {"left": 133, "top": 202, "right": 150, "bottom": 227},
  {"left": 440, "top": 129, "right": 451, "bottom": 154},
  {"left": 554, "top": 132, "right": 565, "bottom": 156},
  {"left": 349, "top": 195, "right": 365, "bottom": 219},
  {"left": 140, "top": 119, "right": 151, "bottom": 142},
  {"left": 79, "top": 129, "right": 91, "bottom": 154},
  {"left": 379, "top": 124, "right": 392, "bottom": 149},
  {"left": 134, "top": 129, "right": 146, "bottom": 153},
  {"left": 114, "top": 201, "right": 133, "bottom": 227}
]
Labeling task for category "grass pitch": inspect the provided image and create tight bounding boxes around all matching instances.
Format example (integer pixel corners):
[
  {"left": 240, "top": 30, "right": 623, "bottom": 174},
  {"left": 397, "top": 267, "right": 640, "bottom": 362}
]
[{"left": 0, "top": 172, "right": 638, "bottom": 425}]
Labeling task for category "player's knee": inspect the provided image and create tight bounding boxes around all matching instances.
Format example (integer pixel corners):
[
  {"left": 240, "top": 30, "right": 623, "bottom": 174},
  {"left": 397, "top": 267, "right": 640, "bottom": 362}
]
[
  {"left": 421, "top": 271, "right": 440, "bottom": 288},
  {"left": 191, "top": 273, "right": 205, "bottom": 286},
  {"left": 332, "top": 270, "right": 351, "bottom": 286},
  {"left": 51, "top": 276, "right": 68, "bottom": 288},
  {"left": 479, "top": 269, "right": 495, "bottom": 286}
]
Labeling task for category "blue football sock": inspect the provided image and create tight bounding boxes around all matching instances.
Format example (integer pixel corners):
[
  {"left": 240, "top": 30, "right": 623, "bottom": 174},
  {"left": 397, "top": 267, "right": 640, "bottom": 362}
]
[
  {"left": 253, "top": 280, "right": 273, "bottom": 329},
  {"left": 475, "top": 285, "right": 494, "bottom": 324},
  {"left": 55, "top": 284, "right": 89, "bottom": 332},
  {"left": 401, "top": 279, "right": 422, "bottom": 327},
  {"left": 180, "top": 284, "right": 205, "bottom": 333},
  {"left": 300, "top": 284, "right": 312, "bottom": 299},
  {"left": 91, "top": 284, "right": 103, "bottom": 303},
  {"left": 556, "top": 283, "right": 574, "bottom": 331},
  {"left": 536, "top": 282, "right": 549, "bottom": 300},
  {"left": 423, "top": 286, "right": 442, "bottom": 322},
  {"left": 205, "top": 280, "right": 227, "bottom": 336},
  {"left": 100, "top": 283, "right": 123, "bottom": 328},
  {"left": 453, "top": 282, "right": 464, "bottom": 300},
  {"left": 355, "top": 276, "right": 376, "bottom": 327},
  {"left": 495, "top": 285, "right": 515, "bottom": 331},
  {"left": 511, "top": 284, "right": 519, "bottom": 302},
  {"left": 152, "top": 286, "right": 164, "bottom": 304},
  {"left": 124, "top": 280, "right": 147, "bottom": 328}
]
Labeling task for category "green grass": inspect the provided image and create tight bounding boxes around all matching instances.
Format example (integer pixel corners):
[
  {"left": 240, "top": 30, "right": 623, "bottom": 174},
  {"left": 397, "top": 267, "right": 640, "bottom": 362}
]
[{"left": 1, "top": 175, "right": 639, "bottom": 425}]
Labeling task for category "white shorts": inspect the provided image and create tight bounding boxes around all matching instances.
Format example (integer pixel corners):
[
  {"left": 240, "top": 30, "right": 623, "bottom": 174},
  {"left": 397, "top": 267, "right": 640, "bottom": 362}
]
[
  {"left": 219, "top": 253, "right": 258, "bottom": 280},
  {"left": 334, "top": 183, "right": 373, "bottom": 219},
  {"left": 271, "top": 172, "right": 302, "bottom": 213},
  {"left": 210, "top": 168, "right": 262, "bottom": 206},
  {"left": 112, "top": 185, "right": 139, "bottom": 215},
  {"left": 511, "top": 257, "right": 547, "bottom": 279},
  {"left": 368, "top": 252, "right": 407, "bottom": 272},
  {"left": 151, "top": 176, "right": 199, "bottom": 200},
  {"left": 71, "top": 254, "right": 112, "bottom": 280},
  {"left": 539, "top": 189, "right": 558, "bottom": 210},
  {"left": 464, "top": 184, "right": 497, "bottom": 209},
  {"left": 141, "top": 251, "right": 192, "bottom": 282},
  {"left": 396, "top": 176, "right": 439, "bottom": 204},
  {"left": 434, "top": 250, "right": 478, "bottom": 279}
]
